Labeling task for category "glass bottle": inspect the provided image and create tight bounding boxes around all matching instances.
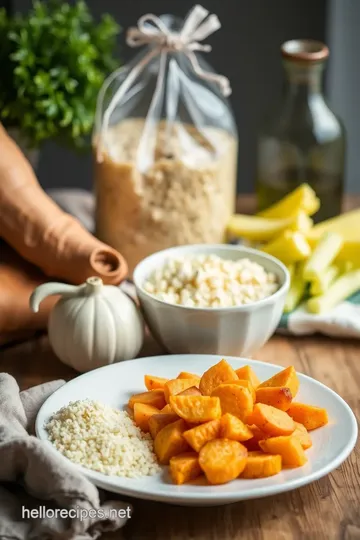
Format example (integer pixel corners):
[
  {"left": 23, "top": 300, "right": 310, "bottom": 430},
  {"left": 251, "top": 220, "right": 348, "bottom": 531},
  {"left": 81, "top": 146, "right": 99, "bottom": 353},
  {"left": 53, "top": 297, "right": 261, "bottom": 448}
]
[{"left": 256, "top": 40, "right": 345, "bottom": 222}]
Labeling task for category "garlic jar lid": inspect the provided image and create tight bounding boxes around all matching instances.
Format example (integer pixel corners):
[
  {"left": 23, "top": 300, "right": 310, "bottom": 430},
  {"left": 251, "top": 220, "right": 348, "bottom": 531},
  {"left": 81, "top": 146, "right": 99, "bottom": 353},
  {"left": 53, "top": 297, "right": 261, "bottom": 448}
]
[{"left": 281, "top": 39, "right": 329, "bottom": 63}]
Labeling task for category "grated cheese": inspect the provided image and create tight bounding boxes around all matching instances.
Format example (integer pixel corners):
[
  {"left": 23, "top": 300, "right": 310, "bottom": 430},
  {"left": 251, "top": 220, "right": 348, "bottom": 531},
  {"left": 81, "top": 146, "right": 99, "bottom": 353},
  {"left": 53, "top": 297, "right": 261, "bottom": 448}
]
[{"left": 45, "top": 399, "right": 160, "bottom": 477}]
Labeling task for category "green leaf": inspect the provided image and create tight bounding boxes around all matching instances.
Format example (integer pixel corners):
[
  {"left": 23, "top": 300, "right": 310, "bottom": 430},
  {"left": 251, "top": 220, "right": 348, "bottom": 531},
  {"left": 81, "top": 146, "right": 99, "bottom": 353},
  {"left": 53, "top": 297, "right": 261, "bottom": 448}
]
[
  {"left": 64, "top": 78, "right": 78, "bottom": 93},
  {"left": 11, "top": 49, "right": 28, "bottom": 62},
  {"left": 60, "top": 109, "right": 73, "bottom": 127},
  {"left": 14, "top": 66, "right": 27, "bottom": 78},
  {"left": 8, "top": 31, "right": 20, "bottom": 43},
  {"left": 34, "top": 72, "right": 50, "bottom": 89}
]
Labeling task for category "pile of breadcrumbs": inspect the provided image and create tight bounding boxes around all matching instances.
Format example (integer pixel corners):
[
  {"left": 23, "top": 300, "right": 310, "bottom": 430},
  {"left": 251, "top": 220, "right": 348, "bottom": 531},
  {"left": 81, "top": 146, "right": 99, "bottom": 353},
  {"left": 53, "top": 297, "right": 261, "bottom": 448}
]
[{"left": 45, "top": 399, "right": 160, "bottom": 477}]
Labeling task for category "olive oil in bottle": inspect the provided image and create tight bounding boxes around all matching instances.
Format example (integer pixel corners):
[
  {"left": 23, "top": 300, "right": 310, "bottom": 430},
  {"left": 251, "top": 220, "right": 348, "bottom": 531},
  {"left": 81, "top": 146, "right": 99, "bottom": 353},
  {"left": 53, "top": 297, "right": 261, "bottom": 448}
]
[{"left": 256, "top": 40, "right": 345, "bottom": 222}]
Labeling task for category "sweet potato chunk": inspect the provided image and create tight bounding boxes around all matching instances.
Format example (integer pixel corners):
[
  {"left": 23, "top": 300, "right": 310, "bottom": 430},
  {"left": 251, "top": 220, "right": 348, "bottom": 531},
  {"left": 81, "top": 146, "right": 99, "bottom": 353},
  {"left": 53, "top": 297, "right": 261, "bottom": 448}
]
[
  {"left": 248, "top": 403, "right": 295, "bottom": 436},
  {"left": 177, "top": 386, "right": 202, "bottom": 397},
  {"left": 235, "top": 365, "right": 261, "bottom": 388},
  {"left": 133, "top": 403, "right": 159, "bottom": 433},
  {"left": 219, "top": 413, "right": 253, "bottom": 442},
  {"left": 199, "top": 439, "right": 248, "bottom": 484},
  {"left": 255, "top": 387, "right": 293, "bottom": 411},
  {"left": 187, "top": 475, "right": 209, "bottom": 486},
  {"left": 148, "top": 413, "right": 179, "bottom": 439},
  {"left": 183, "top": 419, "right": 221, "bottom": 452},
  {"left": 199, "top": 359, "right": 238, "bottom": 396},
  {"left": 144, "top": 375, "right": 169, "bottom": 391},
  {"left": 259, "top": 435, "right": 307, "bottom": 467},
  {"left": 170, "top": 395, "right": 221, "bottom": 423},
  {"left": 128, "top": 389, "right": 166, "bottom": 410},
  {"left": 232, "top": 379, "right": 256, "bottom": 402},
  {"left": 243, "top": 425, "right": 269, "bottom": 451},
  {"left": 164, "top": 378, "right": 200, "bottom": 403},
  {"left": 293, "top": 422, "right": 312, "bottom": 450},
  {"left": 161, "top": 404, "right": 173, "bottom": 413},
  {"left": 177, "top": 372, "right": 201, "bottom": 383},
  {"left": 287, "top": 402, "right": 328, "bottom": 430},
  {"left": 258, "top": 366, "right": 299, "bottom": 398},
  {"left": 240, "top": 451, "right": 282, "bottom": 479},
  {"left": 211, "top": 384, "right": 253, "bottom": 421},
  {"left": 154, "top": 419, "right": 190, "bottom": 464},
  {"left": 169, "top": 452, "right": 202, "bottom": 485}
]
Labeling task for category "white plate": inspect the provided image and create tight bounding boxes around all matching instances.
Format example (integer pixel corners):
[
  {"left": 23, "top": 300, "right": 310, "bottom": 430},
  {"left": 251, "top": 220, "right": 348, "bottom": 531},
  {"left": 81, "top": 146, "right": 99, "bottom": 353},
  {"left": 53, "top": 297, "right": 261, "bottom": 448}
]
[{"left": 36, "top": 355, "right": 358, "bottom": 506}]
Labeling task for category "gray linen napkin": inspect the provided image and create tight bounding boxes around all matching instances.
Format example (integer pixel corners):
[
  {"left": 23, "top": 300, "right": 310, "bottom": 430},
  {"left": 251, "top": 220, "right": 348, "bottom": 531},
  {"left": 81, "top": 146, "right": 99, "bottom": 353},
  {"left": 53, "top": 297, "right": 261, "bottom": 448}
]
[{"left": 0, "top": 373, "right": 131, "bottom": 540}]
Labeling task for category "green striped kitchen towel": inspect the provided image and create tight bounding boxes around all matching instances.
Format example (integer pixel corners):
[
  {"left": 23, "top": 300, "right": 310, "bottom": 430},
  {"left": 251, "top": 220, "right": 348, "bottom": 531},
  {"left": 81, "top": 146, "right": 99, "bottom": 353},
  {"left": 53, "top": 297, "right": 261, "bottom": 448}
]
[{"left": 278, "top": 291, "right": 360, "bottom": 337}]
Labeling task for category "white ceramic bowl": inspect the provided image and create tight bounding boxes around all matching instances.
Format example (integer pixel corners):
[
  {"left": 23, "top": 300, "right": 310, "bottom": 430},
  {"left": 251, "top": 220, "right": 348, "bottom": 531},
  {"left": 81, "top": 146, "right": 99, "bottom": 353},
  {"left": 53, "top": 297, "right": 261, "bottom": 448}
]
[{"left": 133, "top": 245, "right": 290, "bottom": 356}]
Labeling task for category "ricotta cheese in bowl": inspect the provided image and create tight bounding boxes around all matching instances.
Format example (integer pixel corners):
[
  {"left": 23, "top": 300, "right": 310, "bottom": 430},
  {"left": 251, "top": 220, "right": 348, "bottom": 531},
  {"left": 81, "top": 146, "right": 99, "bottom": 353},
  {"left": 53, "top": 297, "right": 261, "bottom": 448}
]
[
  {"left": 133, "top": 244, "right": 290, "bottom": 356},
  {"left": 143, "top": 254, "right": 279, "bottom": 308}
]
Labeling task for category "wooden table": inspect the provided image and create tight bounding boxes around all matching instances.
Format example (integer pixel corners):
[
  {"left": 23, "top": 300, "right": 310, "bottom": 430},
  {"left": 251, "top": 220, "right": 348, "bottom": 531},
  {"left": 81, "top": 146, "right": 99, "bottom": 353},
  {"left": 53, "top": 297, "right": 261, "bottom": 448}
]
[{"left": 1, "top": 196, "right": 359, "bottom": 540}]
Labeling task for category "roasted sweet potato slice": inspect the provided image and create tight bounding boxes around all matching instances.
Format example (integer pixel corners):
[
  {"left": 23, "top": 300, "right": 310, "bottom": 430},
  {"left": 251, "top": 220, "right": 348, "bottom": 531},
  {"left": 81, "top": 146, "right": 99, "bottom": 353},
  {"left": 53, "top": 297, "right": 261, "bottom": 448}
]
[
  {"left": 247, "top": 403, "right": 295, "bottom": 436},
  {"left": 258, "top": 366, "right": 299, "bottom": 398},
  {"left": 169, "top": 452, "right": 202, "bottom": 485},
  {"left": 164, "top": 378, "right": 200, "bottom": 403},
  {"left": 232, "top": 379, "right": 256, "bottom": 402},
  {"left": 183, "top": 419, "right": 221, "bottom": 452},
  {"left": 199, "top": 439, "right": 248, "bottom": 484},
  {"left": 293, "top": 422, "right": 312, "bottom": 450},
  {"left": 211, "top": 384, "right": 253, "bottom": 421},
  {"left": 240, "top": 451, "right": 282, "bottom": 479},
  {"left": 235, "top": 365, "right": 261, "bottom": 388},
  {"left": 148, "top": 413, "right": 179, "bottom": 439},
  {"left": 133, "top": 403, "right": 159, "bottom": 433},
  {"left": 177, "top": 371, "right": 201, "bottom": 383},
  {"left": 199, "top": 359, "right": 238, "bottom": 396},
  {"left": 154, "top": 419, "right": 190, "bottom": 464},
  {"left": 259, "top": 435, "right": 307, "bottom": 467},
  {"left": 144, "top": 375, "right": 169, "bottom": 391},
  {"left": 186, "top": 475, "right": 209, "bottom": 486},
  {"left": 287, "top": 402, "right": 328, "bottom": 430},
  {"left": 255, "top": 387, "right": 293, "bottom": 411},
  {"left": 219, "top": 413, "right": 253, "bottom": 442},
  {"left": 161, "top": 404, "right": 173, "bottom": 413},
  {"left": 243, "top": 424, "right": 269, "bottom": 451},
  {"left": 170, "top": 395, "right": 221, "bottom": 423},
  {"left": 176, "top": 386, "right": 202, "bottom": 397},
  {"left": 128, "top": 389, "right": 166, "bottom": 410}
]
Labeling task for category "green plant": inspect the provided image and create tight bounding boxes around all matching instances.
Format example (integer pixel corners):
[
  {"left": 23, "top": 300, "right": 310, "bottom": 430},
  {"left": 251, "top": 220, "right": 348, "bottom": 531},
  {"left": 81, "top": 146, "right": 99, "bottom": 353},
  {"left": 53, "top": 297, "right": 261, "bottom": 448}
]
[{"left": 0, "top": 0, "right": 120, "bottom": 148}]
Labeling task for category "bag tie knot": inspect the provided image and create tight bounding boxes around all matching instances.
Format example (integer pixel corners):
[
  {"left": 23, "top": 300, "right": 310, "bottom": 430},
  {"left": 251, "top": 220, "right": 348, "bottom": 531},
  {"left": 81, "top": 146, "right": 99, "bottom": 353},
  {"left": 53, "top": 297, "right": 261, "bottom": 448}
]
[
  {"left": 96, "top": 5, "right": 231, "bottom": 162},
  {"left": 126, "top": 6, "right": 231, "bottom": 97}
]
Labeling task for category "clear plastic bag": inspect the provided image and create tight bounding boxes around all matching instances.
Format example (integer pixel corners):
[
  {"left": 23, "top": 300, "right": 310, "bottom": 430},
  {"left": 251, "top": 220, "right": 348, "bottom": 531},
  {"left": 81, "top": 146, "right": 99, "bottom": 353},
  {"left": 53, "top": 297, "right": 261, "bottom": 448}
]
[{"left": 93, "top": 5, "right": 238, "bottom": 274}]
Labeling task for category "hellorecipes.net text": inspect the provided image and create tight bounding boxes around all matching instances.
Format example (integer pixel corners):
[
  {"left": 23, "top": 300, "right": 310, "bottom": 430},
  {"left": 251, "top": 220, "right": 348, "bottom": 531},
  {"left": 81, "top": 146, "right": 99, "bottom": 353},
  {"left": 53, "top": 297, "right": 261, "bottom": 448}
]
[{"left": 22, "top": 505, "right": 132, "bottom": 521}]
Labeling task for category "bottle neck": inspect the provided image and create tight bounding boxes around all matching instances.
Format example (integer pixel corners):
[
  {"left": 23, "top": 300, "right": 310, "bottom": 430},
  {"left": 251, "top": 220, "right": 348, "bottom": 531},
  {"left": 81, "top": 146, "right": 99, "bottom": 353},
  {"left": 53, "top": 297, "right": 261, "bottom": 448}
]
[{"left": 283, "top": 61, "right": 325, "bottom": 101}]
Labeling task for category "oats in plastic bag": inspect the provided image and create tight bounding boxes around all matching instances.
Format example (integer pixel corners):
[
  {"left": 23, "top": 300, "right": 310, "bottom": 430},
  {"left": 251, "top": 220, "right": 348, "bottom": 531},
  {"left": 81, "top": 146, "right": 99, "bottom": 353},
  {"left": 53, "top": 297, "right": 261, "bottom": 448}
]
[{"left": 93, "top": 5, "right": 238, "bottom": 274}]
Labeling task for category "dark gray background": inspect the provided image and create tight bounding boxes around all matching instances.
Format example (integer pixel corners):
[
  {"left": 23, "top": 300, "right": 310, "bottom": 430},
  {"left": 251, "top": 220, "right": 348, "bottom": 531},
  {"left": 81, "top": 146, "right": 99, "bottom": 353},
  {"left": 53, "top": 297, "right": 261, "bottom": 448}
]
[{"left": 12, "top": 0, "right": 360, "bottom": 193}]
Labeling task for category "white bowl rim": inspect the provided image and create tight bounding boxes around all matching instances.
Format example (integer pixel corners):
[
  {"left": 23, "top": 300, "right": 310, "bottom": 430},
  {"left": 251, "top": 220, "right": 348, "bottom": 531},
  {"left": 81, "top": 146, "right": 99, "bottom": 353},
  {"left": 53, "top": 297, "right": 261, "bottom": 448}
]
[{"left": 133, "top": 244, "right": 290, "bottom": 313}]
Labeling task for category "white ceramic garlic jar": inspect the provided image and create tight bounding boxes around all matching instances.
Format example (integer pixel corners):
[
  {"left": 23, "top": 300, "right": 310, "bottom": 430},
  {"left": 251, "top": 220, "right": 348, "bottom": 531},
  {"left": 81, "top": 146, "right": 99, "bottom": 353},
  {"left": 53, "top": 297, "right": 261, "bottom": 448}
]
[{"left": 30, "top": 277, "right": 144, "bottom": 372}]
